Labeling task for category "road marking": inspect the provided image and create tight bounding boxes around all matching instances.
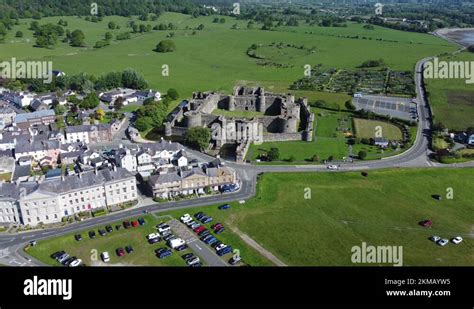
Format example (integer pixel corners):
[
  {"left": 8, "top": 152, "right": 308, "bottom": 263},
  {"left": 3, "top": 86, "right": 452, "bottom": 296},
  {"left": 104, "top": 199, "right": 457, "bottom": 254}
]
[{"left": 195, "top": 244, "right": 202, "bottom": 251}]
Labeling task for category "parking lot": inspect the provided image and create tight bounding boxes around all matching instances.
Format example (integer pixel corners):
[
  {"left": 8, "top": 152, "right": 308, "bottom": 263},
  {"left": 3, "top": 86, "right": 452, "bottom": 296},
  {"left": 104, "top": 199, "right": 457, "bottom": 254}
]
[
  {"left": 353, "top": 95, "right": 417, "bottom": 121},
  {"left": 167, "top": 219, "right": 228, "bottom": 267}
]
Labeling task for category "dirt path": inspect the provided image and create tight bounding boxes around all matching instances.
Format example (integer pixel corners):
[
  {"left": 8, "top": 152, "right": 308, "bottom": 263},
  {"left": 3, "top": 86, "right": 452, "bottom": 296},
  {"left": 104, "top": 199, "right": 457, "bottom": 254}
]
[{"left": 228, "top": 224, "right": 287, "bottom": 266}]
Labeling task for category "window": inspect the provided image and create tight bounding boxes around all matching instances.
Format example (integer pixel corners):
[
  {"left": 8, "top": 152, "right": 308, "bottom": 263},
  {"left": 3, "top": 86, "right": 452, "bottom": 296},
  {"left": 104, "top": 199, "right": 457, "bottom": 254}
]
[{"left": 45, "top": 215, "right": 49, "bottom": 220}]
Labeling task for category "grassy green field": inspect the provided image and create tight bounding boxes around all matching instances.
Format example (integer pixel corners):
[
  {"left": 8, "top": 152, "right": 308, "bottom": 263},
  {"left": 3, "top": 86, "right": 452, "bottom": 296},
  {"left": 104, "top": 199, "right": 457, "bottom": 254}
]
[
  {"left": 0, "top": 13, "right": 455, "bottom": 102},
  {"left": 353, "top": 118, "right": 403, "bottom": 140},
  {"left": 425, "top": 51, "right": 474, "bottom": 131},
  {"left": 169, "top": 169, "right": 474, "bottom": 266}
]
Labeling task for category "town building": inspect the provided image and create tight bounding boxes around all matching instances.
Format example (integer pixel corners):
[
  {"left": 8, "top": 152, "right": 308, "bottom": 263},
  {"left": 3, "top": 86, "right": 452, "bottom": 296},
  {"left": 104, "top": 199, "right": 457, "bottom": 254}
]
[{"left": 14, "top": 110, "right": 56, "bottom": 130}]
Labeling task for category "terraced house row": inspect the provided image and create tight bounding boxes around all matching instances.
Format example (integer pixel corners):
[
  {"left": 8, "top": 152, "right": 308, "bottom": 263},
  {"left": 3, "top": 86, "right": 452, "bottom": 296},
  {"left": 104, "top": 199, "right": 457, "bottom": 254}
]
[{"left": 0, "top": 167, "right": 137, "bottom": 227}]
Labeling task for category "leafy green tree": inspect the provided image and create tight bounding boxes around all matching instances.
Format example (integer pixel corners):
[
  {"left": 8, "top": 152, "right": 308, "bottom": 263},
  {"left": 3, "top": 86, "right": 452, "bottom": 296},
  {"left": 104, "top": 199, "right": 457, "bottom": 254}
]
[
  {"left": 121, "top": 68, "right": 148, "bottom": 89},
  {"left": 185, "top": 127, "right": 211, "bottom": 150},
  {"left": 268, "top": 147, "right": 280, "bottom": 161},
  {"left": 105, "top": 32, "right": 113, "bottom": 41},
  {"left": 155, "top": 39, "right": 176, "bottom": 53},
  {"left": 80, "top": 92, "right": 100, "bottom": 109},
  {"left": 166, "top": 88, "right": 179, "bottom": 100},
  {"left": 358, "top": 150, "right": 367, "bottom": 160},
  {"left": 70, "top": 29, "right": 86, "bottom": 47},
  {"left": 15, "top": 31, "right": 23, "bottom": 38},
  {"left": 135, "top": 116, "right": 153, "bottom": 132},
  {"left": 108, "top": 21, "right": 116, "bottom": 30}
]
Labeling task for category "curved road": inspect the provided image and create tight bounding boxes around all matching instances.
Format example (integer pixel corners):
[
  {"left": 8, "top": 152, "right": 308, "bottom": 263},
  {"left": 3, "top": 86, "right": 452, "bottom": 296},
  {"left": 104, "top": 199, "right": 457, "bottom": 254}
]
[{"left": 1, "top": 56, "right": 473, "bottom": 265}]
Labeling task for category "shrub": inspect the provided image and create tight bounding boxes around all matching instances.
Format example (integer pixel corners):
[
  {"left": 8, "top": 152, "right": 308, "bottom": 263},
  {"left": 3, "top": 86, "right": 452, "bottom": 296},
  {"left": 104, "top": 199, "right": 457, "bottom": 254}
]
[{"left": 155, "top": 39, "right": 176, "bottom": 53}]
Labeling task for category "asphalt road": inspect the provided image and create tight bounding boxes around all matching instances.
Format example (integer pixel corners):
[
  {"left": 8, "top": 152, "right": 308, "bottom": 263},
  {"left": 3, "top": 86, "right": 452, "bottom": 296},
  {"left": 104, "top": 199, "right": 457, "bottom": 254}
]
[{"left": 2, "top": 56, "right": 474, "bottom": 265}]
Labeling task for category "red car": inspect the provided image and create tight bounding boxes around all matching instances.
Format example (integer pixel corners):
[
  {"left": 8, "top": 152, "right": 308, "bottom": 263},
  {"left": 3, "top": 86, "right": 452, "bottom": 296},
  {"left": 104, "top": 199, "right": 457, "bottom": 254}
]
[
  {"left": 194, "top": 225, "right": 206, "bottom": 234},
  {"left": 123, "top": 221, "right": 131, "bottom": 229},
  {"left": 211, "top": 223, "right": 223, "bottom": 231},
  {"left": 116, "top": 248, "right": 125, "bottom": 257},
  {"left": 419, "top": 220, "right": 433, "bottom": 228},
  {"left": 131, "top": 220, "right": 139, "bottom": 227}
]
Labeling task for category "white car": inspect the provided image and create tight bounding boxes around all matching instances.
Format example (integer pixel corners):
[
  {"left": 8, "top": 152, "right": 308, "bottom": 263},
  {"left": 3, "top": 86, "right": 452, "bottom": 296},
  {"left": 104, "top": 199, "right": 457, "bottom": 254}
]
[
  {"left": 157, "top": 225, "right": 171, "bottom": 234},
  {"left": 436, "top": 239, "right": 449, "bottom": 246},
  {"left": 101, "top": 252, "right": 110, "bottom": 262},
  {"left": 430, "top": 236, "right": 441, "bottom": 242},
  {"left": 180, "top": 214, "right": 192, "bottom": 223},
  {"left": 168, "top": 238, "right": 185, "bottom": 249},
  {"left": 147, "top": 233, "right": 160, "bottom": 240},
  {"left": 451, "top": 236, "right": 463, "bottom": 244},
  {"left": 327, "top": 165, "right": 339, "bottom": 170},
  {"left": 215, "top": 244, "right": 227, "bottom": 251},
  {"left": 69, "top": 259, "right": 82, "bottom": 267}
]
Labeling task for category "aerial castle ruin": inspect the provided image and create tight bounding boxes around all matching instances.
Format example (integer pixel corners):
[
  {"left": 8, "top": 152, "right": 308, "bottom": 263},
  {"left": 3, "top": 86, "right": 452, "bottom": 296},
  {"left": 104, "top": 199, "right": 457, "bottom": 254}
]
[{"left": 164, "top": 86, "right": 314, "bottom": 163}]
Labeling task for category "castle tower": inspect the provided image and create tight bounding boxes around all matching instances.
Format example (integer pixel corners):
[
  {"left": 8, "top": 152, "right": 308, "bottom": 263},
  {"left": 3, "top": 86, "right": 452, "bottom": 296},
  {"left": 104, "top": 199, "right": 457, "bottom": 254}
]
[
  {"left": 257, "top": 87, "right": 266, "bottom": 113},
  {"left": 164, "top": 122, "right": 172, "bottom": 136},
  {"left": 184, "top": 111, "right": 202, "bottom": 128},
  {"left": 228, "top": 95, "right": 235, "bottom": 111}
]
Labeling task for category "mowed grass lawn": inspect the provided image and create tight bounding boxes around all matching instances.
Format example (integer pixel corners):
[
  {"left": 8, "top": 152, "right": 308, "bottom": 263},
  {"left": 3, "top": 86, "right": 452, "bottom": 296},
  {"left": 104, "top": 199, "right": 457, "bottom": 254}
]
[
  {"left": 0, "top": 13, "right": 456, "bottom": 102},
  {"left": 177, "top": 169, "right": 473, "bottom": 266},
  {"left": 26, "top": 214, "right": 197, "bottom": 266},
  {"left": 425, "top": 51, "right": 474, "bottom": 130},
  {"left": 353, "top": 118, "right": 403, "bottom": 140}
]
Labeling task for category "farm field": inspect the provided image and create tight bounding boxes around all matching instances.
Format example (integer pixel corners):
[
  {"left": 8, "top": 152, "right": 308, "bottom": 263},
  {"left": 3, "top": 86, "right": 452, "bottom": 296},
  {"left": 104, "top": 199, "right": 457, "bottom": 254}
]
[
  {"left": 424, "top": 51, "right": 474, "bottom": 131},
  {"left": 165, "top": 169, "right": 474, "bottom": 266},
  {"left": 0, "top": 13, "right": 456, "bottom": 104},
  {"left": 26, "top": 213, "right": 273, "bottom": 267},
  {"left": 353, "top": 118, "right": 403, "bottom": 140}
]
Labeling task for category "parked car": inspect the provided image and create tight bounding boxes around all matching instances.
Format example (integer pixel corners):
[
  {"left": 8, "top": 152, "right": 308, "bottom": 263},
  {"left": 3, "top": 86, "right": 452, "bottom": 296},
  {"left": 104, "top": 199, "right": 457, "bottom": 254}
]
[
  {"left": 57, "top": 253, "right": 70, "bottom": 264},
  {"left": 180, "top": 214, "right": 192, "bottom": 223},
  {"left": 74, "top": 234, "right": 82, "bottom": 241},
  {"left": 194, "top": 226, "right": 206, "bottom": 234},
  {"left": 163, "top": 233, "right": 175, "bottom": 242},
  {"left": 131, "top": 220, "right": 139, "bottom": 227},
  {"left": 327, "top": 165, "right": 339, "bottom": 170},
  {"left": 175, "top": 244, "right": 188, "bottom": 251},
  {"left": 126, "top": 246, "right": 134, "bottom": 253},
  {"left": 116, "top": 248, "right": 125, "bottom": 257},
  {"left": 218, "top": 204, "right": 231, "bottom": 210},
  {"left": 430, "top": 236, "right": 441, "bottom": 242},
  {"left": 147, "top": 233, "right": 160, "bottom": 240},
  {"left": 115, "top": 225, "right": 122, "bottom": 231},
  {"left": 69, "top": 259, "right": 82, "bottom": 267},
  {"left": 215, "top": 244, "right": 227, "bottom": 251},
  {"left": 190, "top": 223, "right": 201, "bottom": 229},
  {"left": 211, "top": 241, "right": 222, "bottom": 249},
  {"left": 98, "top": 229, "right": 106, "bottom": 236},
  {"left": 190, "top": 262, "right": 202, "bottom": 267},
  {"left": 419, "top": 220, "right": 433, "bottom": 228},
  {"left": 201, "top": 216, "right": 213, "bottom": 224},
  {"left": 186, "top": 220, "right": 196, "bottom": 227},
  {"left": 123, "top": 221, "right": 131, "bottom": 229},
  {"left": 229, "top": 256, "right": 241, "bottom": 265},
  {"left": 451, "top": 236, "right": 463, "bottom": 244},
  {"left": 157, "top": 225, "right": 171, "bottom": 234},
  {"left": 212, "top": 223, "right": 223, "bottom": 230},
  {"left": 181, "top": 253, "right": 194, "bottom": 261},
  {"left": 214, "top": 227, "right": 225, "bottom": 234},
  {"left": 217, "top": 246, "right": 233, "bottom": 256},
  {"left": 101, "top": 252, "right": 110, "bottom": 262},
  {"left": 436, "top": 239, "right": 449, "bottom": 246},
  {"left": 63, "top": 257, "right": 76, "bottom": 266},
  {"left": 88, "top": 231, "right": 96, "bottom": 239},
  {"left": 156, "top": 248, "right": 172, "bottom": 259},
  {"left": 199, "top": 230, "right": 211, "bottom": 237},
  {"left": 186, "top": 256, "right": 200, "bottom": 266},
  {"left": 194, "top": 212, "right": 205, "bottom": 220},
  {"left": 105, "top": 225, "right": 113, "bottom": 233},
  {"left": 148, "top": 237, "right": 160, "bottom": 244},
  {"left": 51, "top": 251, "right": 65, "bottom": 259},
  {"left": 201, "top": 235, "right": 213, "bottom": 242},
  {"left": 138, "top": 218, "right": 146, "bottom": 225}
]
